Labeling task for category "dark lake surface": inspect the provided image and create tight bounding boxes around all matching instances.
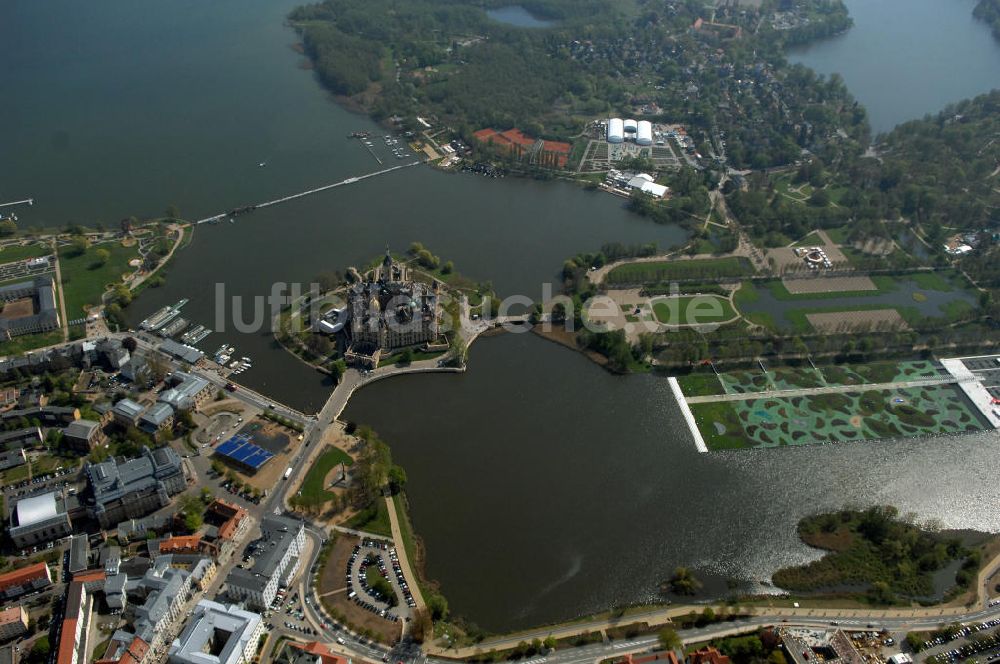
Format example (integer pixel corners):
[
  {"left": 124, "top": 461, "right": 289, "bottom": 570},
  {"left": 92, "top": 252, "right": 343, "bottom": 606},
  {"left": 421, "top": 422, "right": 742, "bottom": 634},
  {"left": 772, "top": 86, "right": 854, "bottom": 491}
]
[
  {"left": 4, "top": 0, "right": 1000, "bottom": 634},
  {"left": 788, "top": 0, "right": 1000, "bottom": 134},
  {"left": 344, "top": 332, "right": 1000, "bottom": 631},
  {"left": 0, "top": 0, "right": 685, "bottom": 409}
]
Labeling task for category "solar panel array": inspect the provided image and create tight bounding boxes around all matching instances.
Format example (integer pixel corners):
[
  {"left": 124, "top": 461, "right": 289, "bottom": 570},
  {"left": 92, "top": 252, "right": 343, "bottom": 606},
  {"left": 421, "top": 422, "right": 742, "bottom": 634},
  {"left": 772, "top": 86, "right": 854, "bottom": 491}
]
[{"left": 214, "top": 434, "right": 274, "bottom": 470}]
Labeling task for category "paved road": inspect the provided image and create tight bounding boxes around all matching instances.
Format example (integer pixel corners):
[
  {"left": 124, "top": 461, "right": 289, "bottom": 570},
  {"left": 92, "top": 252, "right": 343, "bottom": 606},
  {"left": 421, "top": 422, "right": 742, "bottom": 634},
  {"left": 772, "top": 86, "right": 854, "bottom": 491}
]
[
  {"left": 685, "top": 376, "right": 961, "bottom": 404},
  {"left": 385, "top": 495, "right": 426, "bottom": 612}
]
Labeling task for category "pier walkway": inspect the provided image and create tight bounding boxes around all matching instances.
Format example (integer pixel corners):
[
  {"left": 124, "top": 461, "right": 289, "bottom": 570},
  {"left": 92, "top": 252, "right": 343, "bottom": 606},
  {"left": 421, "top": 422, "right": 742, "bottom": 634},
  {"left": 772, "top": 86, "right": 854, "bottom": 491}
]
[
  {"left": 0, "top": 198, "right": 33, "bottom": 209},
  {"left": 193, "top": 161, "right": 420, "bottom": 225},
  {"left": 684, "top": 375, "right": 963, "bottom": 404}
]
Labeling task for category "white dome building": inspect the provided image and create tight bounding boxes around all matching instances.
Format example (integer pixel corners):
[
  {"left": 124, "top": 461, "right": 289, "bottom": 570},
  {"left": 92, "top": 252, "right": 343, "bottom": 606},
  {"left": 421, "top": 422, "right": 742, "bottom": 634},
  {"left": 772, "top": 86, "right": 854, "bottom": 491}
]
[
  {"left": 607, "top": 118, "right": 624, "bottom": 143},
  {"left": 636, "top": 120, "right": 653, "bottom": 146}
]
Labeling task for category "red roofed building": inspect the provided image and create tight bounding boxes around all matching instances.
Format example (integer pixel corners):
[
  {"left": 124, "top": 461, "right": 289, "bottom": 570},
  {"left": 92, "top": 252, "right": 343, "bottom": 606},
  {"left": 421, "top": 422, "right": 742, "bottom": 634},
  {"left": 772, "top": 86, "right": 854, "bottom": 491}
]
[
  {"left": 0, "top": 562, "right": 51, "bottom": 598},
  {"left": 71, "top": 569, "right": 106, "bottom": 593},
  {"left": 95, "top": 635, "right": 150, "bottom": 664},
  {"left": 621, "top": 651, "right": 681, "bottom": 664},
  {"left": 689, "top": 647, "right": 731, "bottom": 664},
  {"left": 287, "top": 641, "right": 352, "bottom": 664},
  {"left": 203, "top": 499, "right": 250, "bottom": 557},
  {"left": 158, "top": 535, "right": 203, "bottom": 555},
  {"left": 474, "top": 127, "right": 573, "bottom": 169},
  {"left": 56, "top": 581, "right": 94, "bottom": 664}
]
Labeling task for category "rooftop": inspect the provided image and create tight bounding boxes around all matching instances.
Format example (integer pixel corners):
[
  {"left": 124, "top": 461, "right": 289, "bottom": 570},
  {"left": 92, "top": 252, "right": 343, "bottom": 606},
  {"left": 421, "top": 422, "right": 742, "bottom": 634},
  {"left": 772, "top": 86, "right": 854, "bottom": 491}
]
[
  {"left": 168, "top": 599, "right": 262, "bottom": 664},
  {"left": 15, "top": 491, "right": 60, "bottom": 527}
]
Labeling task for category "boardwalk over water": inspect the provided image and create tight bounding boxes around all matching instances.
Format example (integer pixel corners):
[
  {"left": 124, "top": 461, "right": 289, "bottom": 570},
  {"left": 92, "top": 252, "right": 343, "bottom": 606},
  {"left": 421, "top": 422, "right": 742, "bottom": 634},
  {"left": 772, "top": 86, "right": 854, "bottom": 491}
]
[{"left": 194, "top": 161, "right": 420, "bottom": 225}]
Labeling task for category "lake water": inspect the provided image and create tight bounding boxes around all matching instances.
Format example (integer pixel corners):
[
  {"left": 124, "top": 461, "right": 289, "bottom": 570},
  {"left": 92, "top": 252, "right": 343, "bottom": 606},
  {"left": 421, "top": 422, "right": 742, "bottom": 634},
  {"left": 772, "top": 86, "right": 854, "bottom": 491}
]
[
  {"left": 344, "top": 332, "right": 1000, "bottom": 631},
  {"left": 5, "top": 0, "right": 1000, "bottom": 634},
  {"left": 486, "top": 6, "right": 556, "bottom": 29},
  {"left": 788, "top": 0, "right": 1000, "bottom": 135},
  {"left": 0, "top": 0, "right": 684, "bottom": 409}
]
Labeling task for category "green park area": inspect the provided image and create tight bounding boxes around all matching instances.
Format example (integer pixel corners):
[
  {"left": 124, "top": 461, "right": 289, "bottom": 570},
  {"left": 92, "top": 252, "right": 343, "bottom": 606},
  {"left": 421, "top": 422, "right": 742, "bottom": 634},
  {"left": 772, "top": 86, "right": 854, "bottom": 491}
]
[
  {"left": 297, "top": 445, "right": 354, "bottom": 506},
  {"left": 605, "top": 256, "right": 754, "bottom": 285},
  {"left": 58, "top": 241, "right": 140, "bottom": 318},
  {"left": 651, "top": 295, "right": 737, "bottom": 326},
  {"left": 690, "top": 382, "right": 988, "bottom": 450},
  {"left": 0, "top": 242, "right": 52, "bottom": 265},
  {"left": 679, "top": 360, "right": 947, "bottom": 399},
  {"left": 732, "top": 271, "right": 978, "bottom": 333},
  {"left": 345, "top": 498, "right": 392, "bottom": 538}
]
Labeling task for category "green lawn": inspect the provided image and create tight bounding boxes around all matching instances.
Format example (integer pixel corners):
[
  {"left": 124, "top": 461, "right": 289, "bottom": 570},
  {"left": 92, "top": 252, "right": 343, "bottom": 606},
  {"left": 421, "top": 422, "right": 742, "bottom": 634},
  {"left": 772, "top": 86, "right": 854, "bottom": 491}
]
[
  {"left": 0, "top": 242, "right": 52, "bottom": 264},
  {"left": 298, "top": 446, "right": 353, "bottom": 506},
  {"left": 652, "top": 295, "right": 737, "bottom": 325},
  {"left": 606, "top": 257, "right": 754, "bottom": 285},
  {"left": 0, "top": 454, "right": 70, "bottom": 484},
  {"left": 764, "top": 278, "right": 888, "bottom": 301},
  {"left": 0, "top": 330, "right": 63, "bottom": 356},
  {"left": 676, "top": 373, "right": 725, "bottom": 397},
  {"left": 823, "top": 227, "right": 850, "bottom": 245},
  {"left": 344, "top": 498, "right": 392, "bottom": 538},
  {"left": 688, "top": 401, "right": 749, "bottom": 450},
  {"left": 58, "top": 241, "right": 139, "bottom": 318}
]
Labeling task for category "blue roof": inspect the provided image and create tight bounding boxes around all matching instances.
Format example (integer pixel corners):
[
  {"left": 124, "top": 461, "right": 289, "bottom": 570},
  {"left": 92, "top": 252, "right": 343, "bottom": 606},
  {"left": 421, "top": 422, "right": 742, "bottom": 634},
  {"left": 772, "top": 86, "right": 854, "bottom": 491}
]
[{"left": 214, "top": 434, "right": 274, "bottom": 470}]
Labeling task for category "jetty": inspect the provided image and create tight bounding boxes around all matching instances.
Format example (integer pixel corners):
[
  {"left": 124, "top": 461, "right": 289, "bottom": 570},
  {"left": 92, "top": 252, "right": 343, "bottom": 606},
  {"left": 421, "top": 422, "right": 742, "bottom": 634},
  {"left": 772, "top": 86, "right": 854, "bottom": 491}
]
[
  {"left": 194, "top": 161, "right": 419, "bottom": 225},
  {"left": 0, "top": 199, "right": 34, "bottom": 209}
]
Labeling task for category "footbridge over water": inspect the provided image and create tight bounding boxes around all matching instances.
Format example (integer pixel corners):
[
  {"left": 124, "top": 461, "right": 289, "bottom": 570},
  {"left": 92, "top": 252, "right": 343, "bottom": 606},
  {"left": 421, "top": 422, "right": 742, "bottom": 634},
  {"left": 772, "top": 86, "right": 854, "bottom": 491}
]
[{"left": 194, "top": 161, "right": 421, "bottom": 225}]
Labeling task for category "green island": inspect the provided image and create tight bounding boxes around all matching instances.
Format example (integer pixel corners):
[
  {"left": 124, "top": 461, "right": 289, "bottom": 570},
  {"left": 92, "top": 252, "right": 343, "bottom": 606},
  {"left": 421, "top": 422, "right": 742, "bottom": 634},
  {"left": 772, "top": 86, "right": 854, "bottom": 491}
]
[{"left": 773, "top": 506, "right": 984, "bottom": 605}]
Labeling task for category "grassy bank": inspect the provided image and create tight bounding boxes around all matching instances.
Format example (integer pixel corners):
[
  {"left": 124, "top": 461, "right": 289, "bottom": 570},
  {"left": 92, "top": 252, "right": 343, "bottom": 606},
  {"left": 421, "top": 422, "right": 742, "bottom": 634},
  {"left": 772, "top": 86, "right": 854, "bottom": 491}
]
[
  {"left": 58, "top": 241, "right": 139, "bottom": 318},
  {"left": 298, "top": 446, "right": 353, "bottom": 506}
]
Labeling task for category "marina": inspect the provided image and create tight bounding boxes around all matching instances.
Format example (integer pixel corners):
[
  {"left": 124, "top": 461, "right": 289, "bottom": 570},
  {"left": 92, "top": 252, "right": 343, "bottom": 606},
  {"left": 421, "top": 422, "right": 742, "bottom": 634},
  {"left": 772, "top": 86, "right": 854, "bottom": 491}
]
[
  {"left": 139, "top": 298, "right": 188, "bottom": 331},
  {"left": 180, "top": 324, "right": 211, "bottom": 345},
  {"left": 158, "top": 316, "right": 188, "bottom": 338}
]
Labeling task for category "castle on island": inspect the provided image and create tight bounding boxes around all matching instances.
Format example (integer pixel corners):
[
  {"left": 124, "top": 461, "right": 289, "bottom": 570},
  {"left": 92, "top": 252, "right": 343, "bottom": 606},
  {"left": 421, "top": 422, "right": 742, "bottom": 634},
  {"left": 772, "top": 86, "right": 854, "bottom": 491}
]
[{"left": 337, "top": 250, "right": 445, "bottom": 369}]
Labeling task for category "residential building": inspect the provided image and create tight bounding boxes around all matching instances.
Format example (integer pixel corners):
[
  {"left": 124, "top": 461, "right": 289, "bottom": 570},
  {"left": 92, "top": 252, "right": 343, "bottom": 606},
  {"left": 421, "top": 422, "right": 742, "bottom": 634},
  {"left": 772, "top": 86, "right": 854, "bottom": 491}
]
[
  {"left": 158, "top": 372, "right": 212, "bottom": 412},
  {"left": 779, "top": 628, "right": 863, "bottom": 664},
  {"left": 156, "top": 536, "right": 203, "bottom": 556},
  {"left": 0, "top": 427, "right": 43, "bottom": 451},
  {"left": 0, "top": 276, "right": 60, "bottom": 338},
  {"left": 167, "top": 600, "right": 263, "bottom": 664},
  {"left": 85, "top": 446, "right": 186, "bottom": 528},
  {"left": 111, "top": 399, "right": 145, "bottom": 428},
  {"left": 0, "top": 643, "right": 17, "bottom": 664},
  {"left": 688, "top": 648, "right": 730, "bottom": 664},
  {"left": 8, "top": 490, "right": 73, "bottom": 548},
  {"left": 0, "top": 406, "right": 79, "bottom": 426},
  {"left": 96, "top": 339, "right": 131, "bottom": 371},
  {"left": 277, "top": 641, "right": 352, "bottom": 664},
  {"left": 224, "top": 514, "right": 304, "bottom": 609},
  {"left": 94, "top": 632, "right": 150, "bottom": 664},
  {"left": 139, "top": 402, "right": 174, "bottom": 434},
  {"left": 0, "top": 387, "right": 18, "bottom": 410},
  {"left": 0, "top": 449, "right": 25, "bottom": 472},
  {"left": 0, "top": 563, "right": 52, "bottom": 600},
  {"left": 202, "top": 500, "right": 249, "bottom": 558},
  {"left": 116, "top": 514, "right": 169, "bottom": 543},
  {"left": 55, "top": 581, "right": 93, "bottom": 664},
  {"left": 68, "top": 535, "right": 91, "bottom": 575},
  {"left": 0, "top": 606, "right": 28, "bottom": 641},
  {"left": 63, "top": 419, "right": 106, "bottom": 453}
]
